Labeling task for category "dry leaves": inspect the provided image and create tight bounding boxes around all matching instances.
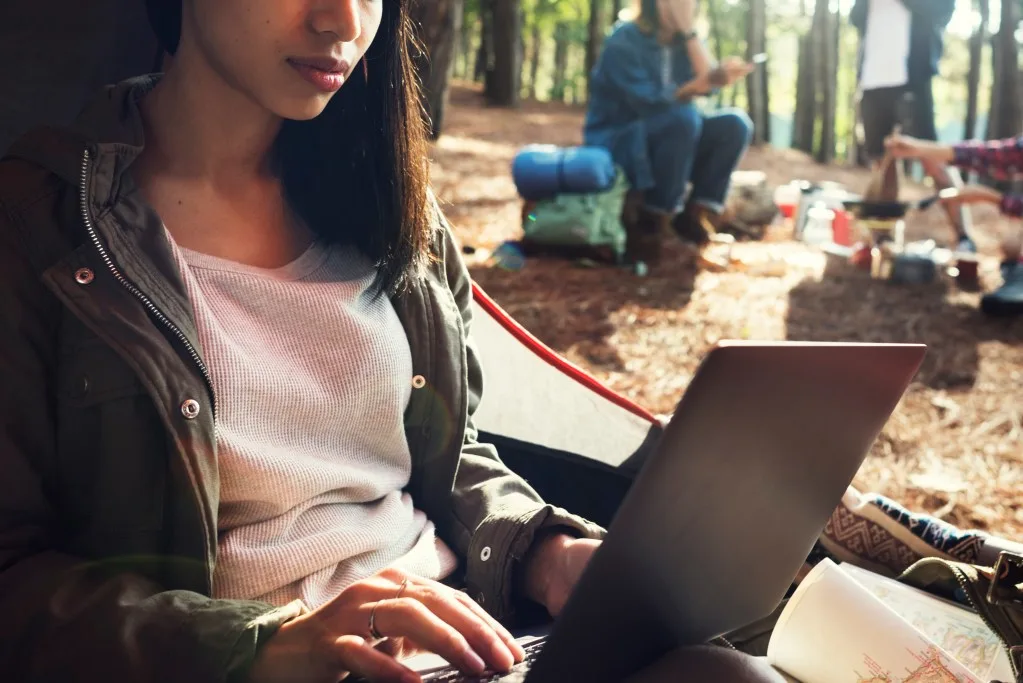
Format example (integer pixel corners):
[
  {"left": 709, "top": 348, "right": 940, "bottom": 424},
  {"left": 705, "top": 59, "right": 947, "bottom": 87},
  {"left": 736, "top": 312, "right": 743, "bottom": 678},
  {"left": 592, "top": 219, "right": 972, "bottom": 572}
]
[{"left": 433, "top": 83, "right": 1023, "bottom": 538}]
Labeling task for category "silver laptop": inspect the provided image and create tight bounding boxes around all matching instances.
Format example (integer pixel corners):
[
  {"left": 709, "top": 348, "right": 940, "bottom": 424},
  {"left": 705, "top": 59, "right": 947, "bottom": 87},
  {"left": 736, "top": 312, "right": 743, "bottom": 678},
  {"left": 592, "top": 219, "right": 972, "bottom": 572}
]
[{"left": 414, "top": 341, "right": 927, "bottom": 683}]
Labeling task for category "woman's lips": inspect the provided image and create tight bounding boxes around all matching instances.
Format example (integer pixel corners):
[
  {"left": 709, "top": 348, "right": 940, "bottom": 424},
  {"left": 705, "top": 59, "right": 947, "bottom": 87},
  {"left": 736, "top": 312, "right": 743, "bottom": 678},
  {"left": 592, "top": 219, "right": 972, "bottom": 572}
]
[{"left": 288, "top": 58, "right": 349, "bottom": 93}]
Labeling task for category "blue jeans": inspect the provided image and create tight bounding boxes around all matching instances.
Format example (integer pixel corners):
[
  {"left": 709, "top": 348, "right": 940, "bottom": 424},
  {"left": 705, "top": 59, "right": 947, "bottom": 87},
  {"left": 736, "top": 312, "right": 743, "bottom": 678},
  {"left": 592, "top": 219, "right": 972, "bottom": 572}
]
[{"left": 643, "top": 106, "right": 753, "bottom": 214}]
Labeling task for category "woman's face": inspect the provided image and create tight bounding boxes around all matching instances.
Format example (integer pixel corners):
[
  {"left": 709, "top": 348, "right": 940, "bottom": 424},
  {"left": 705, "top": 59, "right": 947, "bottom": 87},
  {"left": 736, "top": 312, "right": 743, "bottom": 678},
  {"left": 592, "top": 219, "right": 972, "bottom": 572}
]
[
  {"left": 181, "top": 0, "right": 384, "bottom": 120},
  {"left": 656, "top": 0, "right": 691, "bottom": 34}
]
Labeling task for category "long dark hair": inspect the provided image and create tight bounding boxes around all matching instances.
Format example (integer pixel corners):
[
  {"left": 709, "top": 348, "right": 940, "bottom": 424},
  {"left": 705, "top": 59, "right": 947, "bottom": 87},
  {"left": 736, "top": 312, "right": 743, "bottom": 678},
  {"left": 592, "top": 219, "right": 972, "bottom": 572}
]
[
  {"left": 636, "top": 0, "right": 660, "bottom": 29},
  {"left": 144, "top": 0, "right": 432, "bottom": 295}
]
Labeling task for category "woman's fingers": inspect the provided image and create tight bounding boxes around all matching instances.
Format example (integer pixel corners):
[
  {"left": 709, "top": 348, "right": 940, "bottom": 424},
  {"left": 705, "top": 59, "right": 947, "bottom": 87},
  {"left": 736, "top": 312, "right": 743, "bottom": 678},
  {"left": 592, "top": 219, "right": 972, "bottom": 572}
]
[
  {"left": 396, "top": 576, "right": 524, "bottom": 664},
  {"left": 450, "top": 590, "right": 526, "bottom": 662},
  {"left": 334, "top": 636, "right": 421, "bottom": 683},
  {"left": 409, "top": 587, "right": 519, "bottom": 672},
  {"left": 369, "top": 598, "right": 489, "bottom": 676}
]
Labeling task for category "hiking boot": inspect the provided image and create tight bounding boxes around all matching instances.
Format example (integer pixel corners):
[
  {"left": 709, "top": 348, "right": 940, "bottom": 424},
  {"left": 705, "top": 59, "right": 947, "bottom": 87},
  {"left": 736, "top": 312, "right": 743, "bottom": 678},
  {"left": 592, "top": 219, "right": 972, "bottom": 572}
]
[
  {"left": 624, "top": 204, "right": 668, "bottom": 267},
  {"left": 672, "top": 204, "right": 719, "bottom": 246},
  {"left": 981, "top": 260, "right": 1023, "bottom": 317},
  {"left": 672, "top": 204, "right": 734, "bottom": 271}
]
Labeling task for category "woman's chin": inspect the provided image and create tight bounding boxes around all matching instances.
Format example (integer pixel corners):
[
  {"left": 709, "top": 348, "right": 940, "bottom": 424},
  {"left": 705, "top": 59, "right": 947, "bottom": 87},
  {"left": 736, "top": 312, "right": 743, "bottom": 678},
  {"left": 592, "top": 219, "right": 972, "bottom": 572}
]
[{"left": 275, "top": 95, "right": 334, "bottom": 122}]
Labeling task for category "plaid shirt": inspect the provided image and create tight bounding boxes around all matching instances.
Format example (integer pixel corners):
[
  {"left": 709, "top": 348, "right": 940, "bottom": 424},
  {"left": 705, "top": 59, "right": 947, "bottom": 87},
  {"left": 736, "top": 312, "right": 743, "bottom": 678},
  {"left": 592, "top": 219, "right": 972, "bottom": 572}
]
[{"left": 952, "top": 137, "right": 1023, "bottom": 217}]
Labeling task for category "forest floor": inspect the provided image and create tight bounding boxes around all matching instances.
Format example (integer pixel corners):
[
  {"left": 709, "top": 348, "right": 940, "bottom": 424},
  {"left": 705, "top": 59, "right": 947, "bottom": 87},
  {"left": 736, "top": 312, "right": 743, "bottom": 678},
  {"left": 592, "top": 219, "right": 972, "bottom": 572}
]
[{"left": 430, "top": 82, "right": 1023, "bottom": 538}]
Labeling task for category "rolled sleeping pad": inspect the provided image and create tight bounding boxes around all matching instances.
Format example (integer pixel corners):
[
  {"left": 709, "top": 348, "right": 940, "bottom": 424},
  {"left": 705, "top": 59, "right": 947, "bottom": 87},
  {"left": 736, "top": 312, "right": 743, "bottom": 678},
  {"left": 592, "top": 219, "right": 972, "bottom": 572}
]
[{"left": 512, "top": 144, "right": 617, "bottom": 200}]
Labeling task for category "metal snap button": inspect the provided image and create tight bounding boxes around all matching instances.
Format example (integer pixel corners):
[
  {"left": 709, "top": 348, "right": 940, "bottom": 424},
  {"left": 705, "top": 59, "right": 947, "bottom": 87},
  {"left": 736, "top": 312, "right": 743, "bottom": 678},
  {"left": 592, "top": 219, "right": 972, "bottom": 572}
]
[
  {"left": 411, "top": 375, "right": 426, "bottom": 389},
  {"left": 480, "top": 546, "right": 492, "bottom": 562},
  {"left": 180, "top": 399, "right": 201, "bottom": 420},
  {"left": 74, "top": 268, "right": 94, "bottom": 285}
]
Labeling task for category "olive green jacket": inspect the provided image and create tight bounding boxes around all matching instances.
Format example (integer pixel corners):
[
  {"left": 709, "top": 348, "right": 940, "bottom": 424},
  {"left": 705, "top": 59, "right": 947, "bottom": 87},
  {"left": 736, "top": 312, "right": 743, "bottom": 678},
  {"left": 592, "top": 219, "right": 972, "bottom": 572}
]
[{"left": 0, "top": 76, "right": 602, "bottom": 683}]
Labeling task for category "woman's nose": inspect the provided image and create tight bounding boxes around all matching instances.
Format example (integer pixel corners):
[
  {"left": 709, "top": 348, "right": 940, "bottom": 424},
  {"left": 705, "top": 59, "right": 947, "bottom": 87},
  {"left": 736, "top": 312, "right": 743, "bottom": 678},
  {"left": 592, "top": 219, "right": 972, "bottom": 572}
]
[{"left": 309, "top": 0, "right": 362, "bottom": 43}]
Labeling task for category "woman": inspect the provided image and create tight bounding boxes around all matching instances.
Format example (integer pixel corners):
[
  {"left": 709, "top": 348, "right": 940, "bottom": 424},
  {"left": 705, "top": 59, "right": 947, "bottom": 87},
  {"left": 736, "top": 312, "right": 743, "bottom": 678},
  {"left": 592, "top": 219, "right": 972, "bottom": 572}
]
[
  {"left": 0, "top": 1, "right": 786, "bottom": 681},
  {"left": 886, "top": 133, "right": 1023, "bottom": 316},
  {"left": 584, "top": 0, "right": 755, "bottom": 264}
]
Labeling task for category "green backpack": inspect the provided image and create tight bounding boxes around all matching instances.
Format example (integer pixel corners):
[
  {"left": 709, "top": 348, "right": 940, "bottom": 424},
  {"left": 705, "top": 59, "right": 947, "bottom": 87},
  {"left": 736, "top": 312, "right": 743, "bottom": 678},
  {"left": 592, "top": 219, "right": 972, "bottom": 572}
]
[{"left": 520, "top": 170, "right": 630, "bottom": 264}]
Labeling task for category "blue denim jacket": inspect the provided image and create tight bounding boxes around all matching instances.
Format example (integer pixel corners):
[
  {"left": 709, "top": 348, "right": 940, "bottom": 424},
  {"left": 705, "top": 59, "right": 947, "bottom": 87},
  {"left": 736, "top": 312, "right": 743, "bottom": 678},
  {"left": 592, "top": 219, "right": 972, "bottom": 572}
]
[{"left": 584, "top": 22, "right": 697, "bottom": 192}]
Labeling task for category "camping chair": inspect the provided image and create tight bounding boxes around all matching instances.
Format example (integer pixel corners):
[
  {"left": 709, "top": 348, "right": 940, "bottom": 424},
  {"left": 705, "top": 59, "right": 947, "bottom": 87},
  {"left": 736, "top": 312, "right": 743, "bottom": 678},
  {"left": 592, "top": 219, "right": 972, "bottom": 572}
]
[{"left": 469, "top": 283, "right": 661, "bottom": 530}]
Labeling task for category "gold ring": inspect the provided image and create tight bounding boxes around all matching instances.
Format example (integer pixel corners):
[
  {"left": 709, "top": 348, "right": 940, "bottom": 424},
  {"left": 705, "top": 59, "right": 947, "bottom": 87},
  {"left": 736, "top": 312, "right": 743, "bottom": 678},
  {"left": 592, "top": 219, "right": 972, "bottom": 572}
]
[
  {"left": 368, "top": 602, "right": 384, "bottom": 640},
  {"left": 395, "top": 578, "right": 409, "bottom": 600}
]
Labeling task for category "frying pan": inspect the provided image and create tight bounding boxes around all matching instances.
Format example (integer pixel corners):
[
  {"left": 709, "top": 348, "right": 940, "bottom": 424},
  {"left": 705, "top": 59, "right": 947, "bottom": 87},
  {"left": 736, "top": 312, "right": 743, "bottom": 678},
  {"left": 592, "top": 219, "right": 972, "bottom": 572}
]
[{"left": 841, "top": 195, "right": 940, "bottom": 220}]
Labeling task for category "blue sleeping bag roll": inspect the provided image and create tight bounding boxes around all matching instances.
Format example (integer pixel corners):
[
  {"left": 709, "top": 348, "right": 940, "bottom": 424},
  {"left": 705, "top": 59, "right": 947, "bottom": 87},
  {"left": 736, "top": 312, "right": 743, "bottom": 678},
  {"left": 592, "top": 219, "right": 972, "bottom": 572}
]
[{"left": 512, "top": 144, "right": 618, "bottom": 200}]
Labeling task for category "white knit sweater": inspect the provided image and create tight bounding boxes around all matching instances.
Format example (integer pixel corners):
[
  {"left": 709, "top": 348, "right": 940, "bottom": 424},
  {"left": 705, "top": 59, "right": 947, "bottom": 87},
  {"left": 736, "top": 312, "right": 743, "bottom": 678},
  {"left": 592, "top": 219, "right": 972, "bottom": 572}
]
[{"left": 169, "top": 237, "right": 458, "bottom": 609}]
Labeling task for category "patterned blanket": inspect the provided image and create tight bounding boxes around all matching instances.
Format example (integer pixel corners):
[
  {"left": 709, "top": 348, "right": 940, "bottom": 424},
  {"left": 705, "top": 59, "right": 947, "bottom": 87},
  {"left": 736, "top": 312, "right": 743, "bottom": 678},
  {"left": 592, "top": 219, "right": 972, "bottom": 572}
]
[{"left": 817, "top": 486, "right": 1023, "bottom": 576}]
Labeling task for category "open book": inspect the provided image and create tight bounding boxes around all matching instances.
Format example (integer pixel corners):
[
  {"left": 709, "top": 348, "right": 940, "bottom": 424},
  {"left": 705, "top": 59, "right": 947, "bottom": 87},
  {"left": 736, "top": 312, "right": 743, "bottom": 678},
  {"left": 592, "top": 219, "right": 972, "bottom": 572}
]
[{"left": 766, "top": 559, "right": 1015, "bottom": 683}]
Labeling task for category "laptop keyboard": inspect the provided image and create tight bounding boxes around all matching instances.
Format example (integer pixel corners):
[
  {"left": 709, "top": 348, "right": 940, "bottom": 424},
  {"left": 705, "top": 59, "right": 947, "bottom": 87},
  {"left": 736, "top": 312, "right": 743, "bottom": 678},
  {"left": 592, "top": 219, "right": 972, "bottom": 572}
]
[{"left": 420, "top": 638, "right": 547, "bottom": 682}]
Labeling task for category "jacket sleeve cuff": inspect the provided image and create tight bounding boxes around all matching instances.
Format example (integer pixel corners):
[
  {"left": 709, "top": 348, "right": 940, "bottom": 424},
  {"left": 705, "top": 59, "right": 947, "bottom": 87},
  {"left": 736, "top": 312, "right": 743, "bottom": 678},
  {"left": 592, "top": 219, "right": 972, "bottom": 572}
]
[
  {"left": 1000, "top": 193, "right": 1023, "bottom": 218},
  {"left": 951, "top": 141, "right": 979, "bottom": 170},
  {"left": 464, "top": 504, "right": 604, "bottom": 623},
  {"left": 225, "top": 600, "right": 310, "bottom": 683}
]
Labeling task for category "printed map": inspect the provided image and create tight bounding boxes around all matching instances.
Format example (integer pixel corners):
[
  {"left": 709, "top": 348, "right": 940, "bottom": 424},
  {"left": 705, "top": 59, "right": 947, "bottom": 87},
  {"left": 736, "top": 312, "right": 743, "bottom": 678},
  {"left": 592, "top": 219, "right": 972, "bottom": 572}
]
[
  {"left": 842, "top": 564, "right": 1010, "bottom": 680},
  {"left": 855, "top": 647, "right": 972, "bottom": 683}
]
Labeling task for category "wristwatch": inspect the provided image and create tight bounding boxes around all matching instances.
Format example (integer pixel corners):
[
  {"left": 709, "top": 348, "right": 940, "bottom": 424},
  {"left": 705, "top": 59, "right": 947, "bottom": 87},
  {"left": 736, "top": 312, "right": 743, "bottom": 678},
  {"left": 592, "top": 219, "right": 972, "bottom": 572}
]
[{"left": 680, "top": 29, "right": 699, "bottom": 41}]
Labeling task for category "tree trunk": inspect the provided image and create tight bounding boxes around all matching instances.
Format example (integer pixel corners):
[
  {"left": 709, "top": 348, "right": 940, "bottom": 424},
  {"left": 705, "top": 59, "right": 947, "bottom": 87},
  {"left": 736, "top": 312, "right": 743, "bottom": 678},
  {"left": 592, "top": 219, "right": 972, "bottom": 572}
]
[
  {"left": 456, "top": 1, "right": 473, "bottom": 79},
  {"left": 611, "top": 0, "right": 624, "bottom": 24},
  {"left": 551, "top": 22, "right": 570, "bottom": 102},
  {"left": 816, "top": 2, "right": 838, "bottom": 163},
  {"left": 745, "top": 0, "right": 769, "bottom": 144},
  {"left": 987, "top": 0, "right": 1021, "bottom": 140},
  {"left": 487, "top": 0, "right": 521, "bottom": 107},
  {"left": 965, "top": 0, "right": 989, "bottom": 140},
  {"left": 586, "top": 0, "right": 605, "bottom": 89},
  {"left": 527, "top": 20, "right": 542, "bottom": 100},
  {"left": 409, "top": 0, "right": 464, "bottom": 139},
  {"left": 793, "top": 32, "right": 816, "bottom": 154},
  {"left": 706, "top": 0, "right": 726, "bottom": 108},
  {"left": 475, "top": 0, "right": 492, "bottom": 86}
]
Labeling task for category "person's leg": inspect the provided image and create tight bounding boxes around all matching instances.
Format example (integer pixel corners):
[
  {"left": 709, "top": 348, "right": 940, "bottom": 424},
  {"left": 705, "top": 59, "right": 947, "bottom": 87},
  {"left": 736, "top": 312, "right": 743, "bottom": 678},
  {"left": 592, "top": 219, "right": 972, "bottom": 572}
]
[
  {"left": 669, "top": 109, "right": 752, "bottom": 247},
  {"left": 687, "top": 109, "right": 754, "bottom": 213},
  {"left": 908, "top": 79, "right": 973, "bottom": 247},
  {"left": 642, "top": 104, "right": 704, "bottom": 214},
  {"left": 626, "top": 645, "right": 789, "bottom": 683},
  {"left": 859, "top": 86, "right": 899, "bottom": 165}
]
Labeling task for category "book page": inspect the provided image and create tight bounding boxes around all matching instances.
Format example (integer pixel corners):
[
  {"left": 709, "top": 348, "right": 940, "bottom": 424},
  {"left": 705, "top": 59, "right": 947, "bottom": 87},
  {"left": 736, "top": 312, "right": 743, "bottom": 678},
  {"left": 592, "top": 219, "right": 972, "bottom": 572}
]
[
  {"left": 767, "top": 559, "right": 981, "bottom": 683},
  {"left": 842, "top": 564, "right": 1014, "bottom": 682}
]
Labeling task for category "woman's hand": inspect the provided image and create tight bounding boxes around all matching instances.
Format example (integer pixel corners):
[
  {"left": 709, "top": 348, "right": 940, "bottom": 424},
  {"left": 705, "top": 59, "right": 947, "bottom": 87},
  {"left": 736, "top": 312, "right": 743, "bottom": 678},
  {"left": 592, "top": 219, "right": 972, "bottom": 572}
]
[
  {"left": 678, "top": 56, "right": 752, "bottom": 99},
  {"left": 885, "top": 133, "right": 954, "bottom": 165},
  {"left": 937, "top": 185, "right": 1003, "bottom": 208},
  {"left": 522, "top": 532, "right": 602, "bottom": 617},
  {"left": 710, "top": 56, "right": 755, "bottom": 87},
  {"left": 249, "top": 568, "right": 526, "bottom": 683}
]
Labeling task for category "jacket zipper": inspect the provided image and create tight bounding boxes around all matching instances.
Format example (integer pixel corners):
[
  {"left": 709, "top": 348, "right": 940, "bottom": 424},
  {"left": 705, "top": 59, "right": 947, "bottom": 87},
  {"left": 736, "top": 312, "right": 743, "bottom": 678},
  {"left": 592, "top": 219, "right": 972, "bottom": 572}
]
[
  {"left": 910, "top": 557, "right": 1020, "bottom": 680},
  {"left": 79, "top": 148, "right": 218, "bottom": 592},
  {"left": 78, "top": 149, "right": 218, "bottom": 420}
]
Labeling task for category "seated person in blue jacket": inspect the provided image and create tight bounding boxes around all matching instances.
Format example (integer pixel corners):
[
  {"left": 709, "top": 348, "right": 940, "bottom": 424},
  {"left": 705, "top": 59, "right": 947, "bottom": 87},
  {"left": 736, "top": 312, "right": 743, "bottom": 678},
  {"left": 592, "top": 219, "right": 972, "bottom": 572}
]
[{"left": 585, "top": 0, "right": 755, "bottom": 265}]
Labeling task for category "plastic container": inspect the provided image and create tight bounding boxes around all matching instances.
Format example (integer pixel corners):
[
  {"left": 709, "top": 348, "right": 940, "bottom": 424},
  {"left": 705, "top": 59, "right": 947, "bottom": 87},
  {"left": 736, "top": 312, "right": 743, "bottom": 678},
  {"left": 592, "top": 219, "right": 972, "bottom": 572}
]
[
  {"left": 891, "top": 253, "right": 937, "bottom": 284},
  {"left": 831, "top": 209, "right": 853, "bottom": 246},
  {"left": 773, "top": 182, "right": 802, "bottom": 218},
  {"left": 794, "top": 184, "right": 856, "bottom": 239},
  {"left": 801, "top": 205, "right": 835, "bottom": 246}
]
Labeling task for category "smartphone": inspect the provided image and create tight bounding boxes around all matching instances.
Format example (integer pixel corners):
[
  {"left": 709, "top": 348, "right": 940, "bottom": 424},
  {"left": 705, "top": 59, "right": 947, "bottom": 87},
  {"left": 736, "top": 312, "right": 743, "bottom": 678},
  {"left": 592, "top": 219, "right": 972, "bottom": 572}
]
[{"left": 751, "top": 52, "right": 768, "bottom": 65}]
